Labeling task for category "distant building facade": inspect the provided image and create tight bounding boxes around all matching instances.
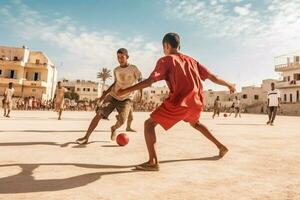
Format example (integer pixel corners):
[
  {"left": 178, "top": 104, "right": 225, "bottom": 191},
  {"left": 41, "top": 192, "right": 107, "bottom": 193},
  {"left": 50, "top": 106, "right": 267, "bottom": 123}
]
[
  {"left": 142, "top": 86, "right": 169, "bottom": 105},
  {"left": 275, "top": 52, "right": 300, "bottom": 103},
  {"left": 0, "top": 45, "right": 57, "bottom": 100},
  {"left": 61, "top": 79, "right": 107, "bottom": 101}
]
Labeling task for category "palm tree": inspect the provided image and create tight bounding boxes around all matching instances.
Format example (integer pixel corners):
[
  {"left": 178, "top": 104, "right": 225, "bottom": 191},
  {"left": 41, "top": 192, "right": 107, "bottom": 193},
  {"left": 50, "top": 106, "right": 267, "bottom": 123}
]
[{"left": 97, "top": 68, "right": 112, "bottom": 96}]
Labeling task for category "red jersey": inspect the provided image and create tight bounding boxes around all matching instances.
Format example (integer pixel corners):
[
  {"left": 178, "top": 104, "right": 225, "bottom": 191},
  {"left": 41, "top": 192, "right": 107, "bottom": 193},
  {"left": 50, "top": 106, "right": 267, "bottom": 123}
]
[{"left": 149, "top": 53, "right": 209, "bottom": 110}]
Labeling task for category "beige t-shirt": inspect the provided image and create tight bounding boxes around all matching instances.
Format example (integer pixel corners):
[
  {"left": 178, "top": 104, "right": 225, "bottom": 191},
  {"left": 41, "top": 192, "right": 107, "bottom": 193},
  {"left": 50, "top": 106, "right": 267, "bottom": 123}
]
[
  {"left": 110, "top": 64, "right": 142, "bottom": 101},
  {"left": 55, "top": 87, "right": 67, "bottom": 102},
  {"left": 4, "top": 88, "right": 15, "bottom": 102}
]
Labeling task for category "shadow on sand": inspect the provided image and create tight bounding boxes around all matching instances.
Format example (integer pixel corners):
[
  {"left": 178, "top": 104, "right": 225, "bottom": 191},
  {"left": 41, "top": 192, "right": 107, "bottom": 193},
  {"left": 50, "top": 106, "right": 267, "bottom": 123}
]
[
  {"left": 0, "top": 156, "right": 220, "bottom": 193},
  {"left": 0, "top": 141, "right": 110, "bottom": 148}
]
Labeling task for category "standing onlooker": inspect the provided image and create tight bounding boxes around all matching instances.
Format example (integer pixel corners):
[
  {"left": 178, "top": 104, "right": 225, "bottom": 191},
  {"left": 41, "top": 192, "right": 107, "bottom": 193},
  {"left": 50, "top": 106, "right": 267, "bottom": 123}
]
[
  {"left": 3, "top": 82, "right": 15, "bottom": 118},
  {"left": 267, "top": 82, "right": 280, "bottom": 126},
  {"left": 234, "top": 96, "right": 241, "bottom": 118},
  {"left": 212, "top": 96, "right": 221, "bottom": 119}
]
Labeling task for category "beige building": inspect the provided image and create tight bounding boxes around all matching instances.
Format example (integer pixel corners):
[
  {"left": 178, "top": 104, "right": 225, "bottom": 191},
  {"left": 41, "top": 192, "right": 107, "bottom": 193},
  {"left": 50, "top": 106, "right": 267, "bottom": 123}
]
[
  {"left": 142, "top": 86, "right": 169, "bottom": 105},
  {"left": 61, "top": 79, "right": 107, "bottom": 101},
  {"left": 275, "top": 52, "right": 300, "bottom": 103},
  {"left": 241, "top": 79, "right": 277, "bottom": 106},
  {"left": 0, "top": 45, "right": 57, "bottom": 100},
  {"left": 203, "top": 90, "right": 234, "bottom": 109}
]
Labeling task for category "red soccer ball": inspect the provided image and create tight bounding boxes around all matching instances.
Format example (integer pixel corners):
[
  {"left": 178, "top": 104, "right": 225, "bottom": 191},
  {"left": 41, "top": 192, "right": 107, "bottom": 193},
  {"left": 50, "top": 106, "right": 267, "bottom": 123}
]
[{"left": 116, "top": 133, "right": 129, "bottom": 146}]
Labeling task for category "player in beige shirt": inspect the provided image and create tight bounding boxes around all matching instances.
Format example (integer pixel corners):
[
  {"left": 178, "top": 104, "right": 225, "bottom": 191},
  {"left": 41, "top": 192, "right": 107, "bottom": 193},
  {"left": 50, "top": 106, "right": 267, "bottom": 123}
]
[
  {"left": 76, "top": 48, "right": 142, "bottom": 144},
  {"left": 54, "top": 81, "right": 67, "bottom": 120}
]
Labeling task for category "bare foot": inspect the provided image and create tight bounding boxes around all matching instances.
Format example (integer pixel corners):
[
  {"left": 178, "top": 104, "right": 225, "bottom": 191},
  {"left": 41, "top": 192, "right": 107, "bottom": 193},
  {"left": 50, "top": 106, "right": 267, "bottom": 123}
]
[
  {"left": 76, "top": 137, "right": 88, "bottom": 144},
  {"left": 135, "top": 161, "right": 160, "bottom": 171},
  {"left": 126, "top": 128, "right": 136, "bottom": 132},
  {"left": 219, "top": 146, "right": 229, "bottom": 158},
  {"left": 111, "top": 126, "right": 117, "bottom": 141}
]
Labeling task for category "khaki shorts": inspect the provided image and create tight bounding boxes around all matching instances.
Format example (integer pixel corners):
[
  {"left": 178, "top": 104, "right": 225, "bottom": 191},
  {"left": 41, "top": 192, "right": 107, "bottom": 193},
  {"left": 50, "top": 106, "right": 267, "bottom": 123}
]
[
  {"left": 55, "top": 99, "right": 65, "bottom": 111},
  {"left": 97, "top": 95, "right": 132, "bottom": 122}
]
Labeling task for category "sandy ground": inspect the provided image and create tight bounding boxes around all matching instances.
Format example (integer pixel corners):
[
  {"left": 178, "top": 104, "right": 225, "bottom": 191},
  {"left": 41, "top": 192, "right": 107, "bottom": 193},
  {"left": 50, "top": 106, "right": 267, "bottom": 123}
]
[{"left": 0, "top": 111, "right": 299, "bottom": 200}]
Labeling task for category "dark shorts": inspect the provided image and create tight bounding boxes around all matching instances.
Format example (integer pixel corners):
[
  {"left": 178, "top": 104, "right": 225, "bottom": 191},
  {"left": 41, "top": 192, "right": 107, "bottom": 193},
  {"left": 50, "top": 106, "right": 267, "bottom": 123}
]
[
  {"left": 97, "top": 95, "right": 132, "bottom": 121},
  {"left": 268, "top": 106, "right": 278, "bottom": 112}
]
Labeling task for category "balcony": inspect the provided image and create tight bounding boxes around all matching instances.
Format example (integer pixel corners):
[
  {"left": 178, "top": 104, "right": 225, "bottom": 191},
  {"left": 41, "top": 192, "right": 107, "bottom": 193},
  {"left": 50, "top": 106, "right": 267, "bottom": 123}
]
[
  {"left": 23, "top": 80, "right": 48, "bottom": 87},
  {"left": 25, "top": 63, "right": 49, "bottom": 69},
  {"left": 276, "top": 80, "right": 300, "bottom": 89},
  {"left": 275, "top": 62, "right": 300, "bottom": 72},
  {"left": 0, "top": 59, "right": 25, "bottom": 67},
  {"left": 0, "top": 77, "right": 23, "bottom": 85}
]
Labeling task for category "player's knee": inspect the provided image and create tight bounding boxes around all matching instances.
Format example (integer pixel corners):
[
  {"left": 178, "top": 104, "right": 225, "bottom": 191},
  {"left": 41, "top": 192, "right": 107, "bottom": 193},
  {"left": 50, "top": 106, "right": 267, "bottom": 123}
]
[
  {"left": 144, "top": 119, "right": 155, "bottom": 129},
  {"left": 190, "top": 121, "right": 200, "bottom": 128}
]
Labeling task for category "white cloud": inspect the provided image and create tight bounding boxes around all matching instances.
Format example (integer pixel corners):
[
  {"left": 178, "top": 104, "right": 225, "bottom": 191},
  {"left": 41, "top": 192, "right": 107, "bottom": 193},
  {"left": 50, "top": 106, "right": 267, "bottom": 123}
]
[
  {"left": 164, "top": 0, "right": 300, "bottom": 89},
  {"left": 233, "top": 4, "right": 251, "bottom": 16},
  {"left": 0, "top": 1, "right": 161, "bottom": 82}
]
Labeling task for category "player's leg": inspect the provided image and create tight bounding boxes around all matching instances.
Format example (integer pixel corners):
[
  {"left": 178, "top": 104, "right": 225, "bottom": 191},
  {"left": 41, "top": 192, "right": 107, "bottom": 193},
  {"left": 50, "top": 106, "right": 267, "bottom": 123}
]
[
  {"left": 76, "top": 97, "right": 115, "bottom": 144},
  {"left": 111, "top": 100, "right": 131, "bottom": 140},
  {"left": 190, "top": 120, "right": 228, "bottom": 157},
  {"left": 3, "top": 103, "right": 7, "bottom": 116},
  {"left": 135, "top": 118, "right": 159, "bottom": 171},
  {"left": 6, "top": 102, "right": 12, "bottom": 117},
  {"left": 126, "top": 107, "right": 136, "bottom": 132},
  {"left": 270, "top": 107, "right": 277, "bottom": 125},
  {"left": 267, "top": 107, "right": 272, "bottom": 124}
]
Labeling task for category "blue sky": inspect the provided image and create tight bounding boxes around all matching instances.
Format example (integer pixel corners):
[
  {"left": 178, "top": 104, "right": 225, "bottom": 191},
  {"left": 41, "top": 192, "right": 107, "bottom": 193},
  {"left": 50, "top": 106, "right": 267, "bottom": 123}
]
[{"left": 1, "top": 0, "right": 300, "bottom": 91}]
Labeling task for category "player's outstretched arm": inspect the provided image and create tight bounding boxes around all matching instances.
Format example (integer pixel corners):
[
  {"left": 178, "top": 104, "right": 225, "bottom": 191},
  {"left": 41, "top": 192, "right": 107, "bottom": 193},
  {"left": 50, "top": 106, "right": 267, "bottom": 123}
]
[
  {"left": 207, "top": 72, "right": 236, "bottom": 93},
  {"left": 118, "top": 78, "right": 154, "bottom": 96}
]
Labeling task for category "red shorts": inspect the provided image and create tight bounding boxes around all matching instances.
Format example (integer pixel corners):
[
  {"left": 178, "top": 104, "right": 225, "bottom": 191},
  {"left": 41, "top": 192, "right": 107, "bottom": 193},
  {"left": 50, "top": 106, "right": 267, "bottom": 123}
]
[{"left": 150, "top": 102, "right": 201, "bottom": 130}]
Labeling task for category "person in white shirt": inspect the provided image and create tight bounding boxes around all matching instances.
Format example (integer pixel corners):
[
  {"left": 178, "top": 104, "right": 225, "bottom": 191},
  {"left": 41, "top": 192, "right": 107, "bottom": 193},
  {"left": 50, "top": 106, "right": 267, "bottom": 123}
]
[
  {"left": 3, "top": 82, "right": 15, "bottom": 118},
  {"left": 234, "top": 96, "right": 241, "bottom": 118},
  {"left": 267, "top": 82, "right": 280, "bottom": 126}
]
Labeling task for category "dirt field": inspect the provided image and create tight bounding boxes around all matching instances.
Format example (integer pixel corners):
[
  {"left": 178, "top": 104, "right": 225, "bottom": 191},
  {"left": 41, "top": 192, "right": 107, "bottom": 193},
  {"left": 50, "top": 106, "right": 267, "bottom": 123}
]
[{"left": 0, "top": 111, "right": 299, "bottom": 200}]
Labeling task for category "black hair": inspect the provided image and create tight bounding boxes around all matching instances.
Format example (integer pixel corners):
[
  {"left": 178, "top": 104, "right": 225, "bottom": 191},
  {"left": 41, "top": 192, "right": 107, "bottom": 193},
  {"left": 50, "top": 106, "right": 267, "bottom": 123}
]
[
  {"left": 117, "top": 48, "right": 129, "bottom": 58},
  {"left": 162, "top": 32, "right": 180, "bottom": 49}
]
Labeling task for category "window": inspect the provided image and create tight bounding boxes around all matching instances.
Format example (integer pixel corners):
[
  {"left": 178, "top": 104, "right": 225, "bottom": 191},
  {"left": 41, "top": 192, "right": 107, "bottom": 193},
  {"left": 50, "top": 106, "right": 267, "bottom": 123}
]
[
  {"left": 36, "top": 59, "right": 40, "bottom": 64},
  {"left": 34, "top": 72, "right": 39, "bottom": 81},
  {"left": 0, "top": 69, "right": 2, "bottom": 75},
  {"left": 242, "top": 94, "right": 247, "bottom": 99},
  {"left": 288, "top": 76, "right": 290, "bottom": 81},
  {"left": 87, "top": 88, "right": 90, "bottom": 92},
  {"left": 284, "top": 94, "right": 287, "bottom": 102},
  {"left": 295, "top": 56, "right": 300, "bottom": 63},
  {"left": 290, "top": 93, "right": 293, "bottom": 102},
  {"left": 83, "top": 88, "right": 86, "bottom": 91},
  {"left": 254, "top": 95, "right": 259, "bottom": 100},
  {"left": 297, "top": 91, "right": 299, "bottom": 102},
  {"left": 9, "top": 70, "right": 15, "bottom": 78},
  {"left": 93, "top": 88, "right": 97, "bottom": 92},
  {"left": 13, "top": 56, "right": 18, "bottom": 61},
  {"left": 294, "top": 74, "right": 300, "bottom": 81},
  {"left": 77, "top": 88, "right": 80, "bottom": 91}
]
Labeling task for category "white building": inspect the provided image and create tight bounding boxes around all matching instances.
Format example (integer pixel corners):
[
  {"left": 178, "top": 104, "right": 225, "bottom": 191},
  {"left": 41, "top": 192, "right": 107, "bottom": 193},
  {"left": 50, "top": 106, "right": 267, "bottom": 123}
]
[
  {"left": 275, "top": 52, "right": 300, "bottom": 103},
  {"left": 61, "top": 79, "right": 106, "bottom": 101},
  {"left": 0, "top": 45, "right": 57, "bottom": 100}
]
